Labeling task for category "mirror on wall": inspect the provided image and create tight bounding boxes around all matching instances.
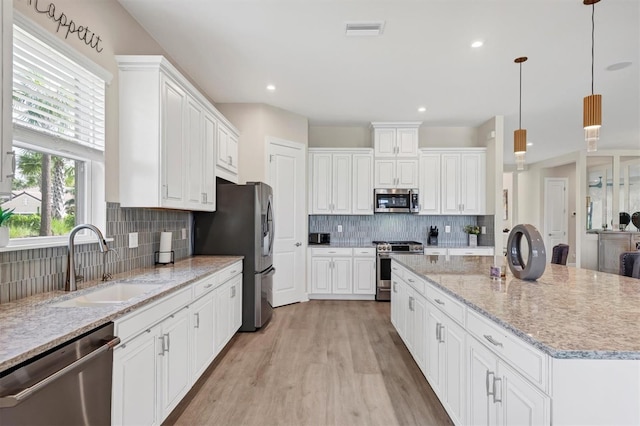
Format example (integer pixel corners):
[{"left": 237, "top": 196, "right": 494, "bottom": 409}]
[{"left": 586, "top": 155, "right": 640, "bottom": 231}]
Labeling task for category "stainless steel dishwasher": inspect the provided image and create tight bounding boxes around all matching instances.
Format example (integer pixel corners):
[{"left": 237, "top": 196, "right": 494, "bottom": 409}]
[{"left": 0, "top": 322, "right": 120, "bottom": 425}]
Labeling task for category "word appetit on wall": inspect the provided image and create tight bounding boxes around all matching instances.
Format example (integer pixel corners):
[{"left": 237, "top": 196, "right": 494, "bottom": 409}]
[{"left": 23, "top": 0, "right": 104, "bottom": 53}]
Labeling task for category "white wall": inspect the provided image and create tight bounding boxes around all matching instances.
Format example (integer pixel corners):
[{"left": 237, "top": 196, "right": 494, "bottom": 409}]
[
  {"left": 216, "top": 103, "right": 308, "bottom": 183},
  {"left": 421, "top": 126, "right": 478, "bottom": 148}
]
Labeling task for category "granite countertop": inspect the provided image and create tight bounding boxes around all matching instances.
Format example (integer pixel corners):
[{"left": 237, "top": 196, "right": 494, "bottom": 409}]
[
  {"left": 392, "top": 254, "right": 640, "bottom": 360},
  {"left": 0, "top": 255, "right": 243, "bottom": 373}
]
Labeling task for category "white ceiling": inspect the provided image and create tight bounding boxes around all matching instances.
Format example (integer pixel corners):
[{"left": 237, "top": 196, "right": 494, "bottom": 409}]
[{"left": 117, "top": 0, "right": 640, "bottom": 166}]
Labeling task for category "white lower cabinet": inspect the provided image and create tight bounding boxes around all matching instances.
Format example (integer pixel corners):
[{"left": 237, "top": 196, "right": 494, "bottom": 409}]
[
  {"left": 308, "top": 247, "right": 376, "bottom": 299},
  {"left": 467, "top": 336, "right": 550, "bottom": 426},
  {"left": 112, "top": 262, "right": 243, "bottom": 425}
]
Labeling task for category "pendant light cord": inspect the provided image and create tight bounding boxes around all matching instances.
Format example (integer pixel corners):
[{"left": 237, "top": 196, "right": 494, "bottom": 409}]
[
  {"left": 591, "top": 3, "right": 595, "bottom": 95},
  {"left": 519, "top": 62, "right": 522, "bottom": 129}
]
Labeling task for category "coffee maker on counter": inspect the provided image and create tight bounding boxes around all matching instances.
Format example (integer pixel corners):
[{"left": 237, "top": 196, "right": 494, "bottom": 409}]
[{"left": 428, "top": 226, "right": 439, "bottom": 246}]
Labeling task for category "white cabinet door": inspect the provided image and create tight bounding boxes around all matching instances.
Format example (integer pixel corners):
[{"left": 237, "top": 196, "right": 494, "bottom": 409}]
[
  {"left": 231, "top": 274, "right": 243, "bottom": 332},
  {"left": 310, "top": 257, "right": 332, "bottom": 293},
  {"left": 394, "top": 278, "right": 409, "bottom": 343},
  {"left": 352, "top": 153, "right": 373, "bottom": 214},
  {"left": 374, "top": 128, "right": 397, "bottom": 156},
  {"left": 409, "top": 290, "right": 428, "bottom": 373},
  {"left": 419, "top": 153, "right": 441, "bottom": 214},
  {"left": 332, "top": 153, "right": 352, "bottom": 214},
  {"left": 217, "top": 124, "right": 229, "bottom": 171},
  {"left": 390, "top": 273, "right": 403, "bottom": 330},
  {"left": 191, "top": 293, "right": 215, "bottom": 381},
  {"left": 374, "top": 159, "right": 396, "bottom": 188},
  {"left": 441, "top": 153, "right": 461, "bottom": 215},
  {"left": 202, "top": 111, "right": 216, "bottom": 210},
  {"left": 310, "top": 153, "right": 333, "bottom": 214},
  {"left": 499, "top": 362, "right": 550, "bottom": 426},
  {"left": 442, "top": 316, "right": 466, "bottom": 425},
  {"left": 159, "top": 308, "right": 191, "bottom": 421},
  {"left": 214, "top": 280, "right": 233, "bottom": 353},
  {"left": 216, "top": 123, "right": 239, "bottom": 180},
  {"left": 460, "top": 152, "right": 486, "bottom": 214},
  {"left": 112, "top": 324, "right": 161, "bottom": 426},
  {"left": 467, "top": 335, "right": 498, "bottom": 426},
  {"left": 160, "top": 76, "right": 186, "bottom": 209},
  {"left": 396, "top": 159, "right": 419, "bottom": 188},
  {"left": 396, "top": 128, "right": 419, "bottom": 157},
  {"left": 185, "top": 96, "right": 204, "bottom": 210},
  {"left": 353, "top": 257, "right": 376, "bottom": 294},
  {"left": 227, "top": 132, "right": 239, "bottom": 174},
  {"left": 332, "top": 257, "right": 353, "bottom": 294},
  {"left": 0, "top": 0, "right": 12, "bottom": 195},
  {"left": 425, "top": 302, "right": 444, "bottom": 395}
]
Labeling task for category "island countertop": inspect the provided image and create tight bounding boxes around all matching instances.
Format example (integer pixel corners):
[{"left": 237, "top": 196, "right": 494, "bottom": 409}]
[
  {"left": 0, "top": 255, "right": 243, "bottom": 373},
  {"left": 392, "top": 254, "right": 640, "bottom": 360}
]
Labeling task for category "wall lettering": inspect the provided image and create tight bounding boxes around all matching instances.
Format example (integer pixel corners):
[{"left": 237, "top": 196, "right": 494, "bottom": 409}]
[{"left": 24, "top": 0, "right": 104, "bottom": 53}]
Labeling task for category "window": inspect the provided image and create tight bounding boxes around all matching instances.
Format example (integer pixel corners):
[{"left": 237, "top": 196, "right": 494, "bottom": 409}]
[{"left": 1, "top": 14, "right": 111, "bottom": 248}]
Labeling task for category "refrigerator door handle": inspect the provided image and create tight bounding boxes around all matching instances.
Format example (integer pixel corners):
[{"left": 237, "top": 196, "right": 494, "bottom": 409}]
[
  {"left": 266, "top": 194, "right": 275, "bottom": 256},
  {"left": 264, "top": 266, "right": 276, "bottom": 277}
]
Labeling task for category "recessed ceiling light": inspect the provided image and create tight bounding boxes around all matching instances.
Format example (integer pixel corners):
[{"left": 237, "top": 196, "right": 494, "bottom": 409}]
[
  {"left": 606, "top": 61, "right": 632, "bottom": 71},
  {"left": 418, "top": 106, "right": 426, "bottom": 113},
  {"left": 471, "top": 40, "right": 483, "bottom": 48},
  {"left": 266, "top": 84, "right": 276, "bottom": 91},
  {"left": 526, "top": 142, "right": 533, "bottom": 146}
]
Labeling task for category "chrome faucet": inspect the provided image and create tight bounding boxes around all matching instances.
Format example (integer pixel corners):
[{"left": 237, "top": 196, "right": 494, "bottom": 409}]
[{"left": 65, "top": 224, "right": 109, "bottom": 291}]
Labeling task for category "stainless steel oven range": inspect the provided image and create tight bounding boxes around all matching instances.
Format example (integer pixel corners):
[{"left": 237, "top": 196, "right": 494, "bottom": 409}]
[{"left": 374, "top": 240, "right": 424, "bottom": 301}]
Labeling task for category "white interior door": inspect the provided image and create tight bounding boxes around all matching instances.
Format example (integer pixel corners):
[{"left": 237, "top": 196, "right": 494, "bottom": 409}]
[
  {"left": 267, "top": 138, "right": 306, "bottom": 307},
  {"left": 544, "top": 177, "right": 568, "bottom": 262}
]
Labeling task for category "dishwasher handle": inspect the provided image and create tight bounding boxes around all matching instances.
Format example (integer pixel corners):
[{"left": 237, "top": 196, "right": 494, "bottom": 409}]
[{"left": 0, "top": 335, "right": 120, "bottom": 408}]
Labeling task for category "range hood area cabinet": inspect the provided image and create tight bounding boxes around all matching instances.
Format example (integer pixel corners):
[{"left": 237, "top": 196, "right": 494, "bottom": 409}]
[
  {"left": 308, "top": 148, "right": 374, "bottom": 215},
  {"left": 116, "top": 56, "right": 239, "bottom": 211},
  {"left": 419, "top": 148, "right": 487, "bottom": 215},
  {"left": 372, "top": 122, "right": 420, "bottom": 189}
]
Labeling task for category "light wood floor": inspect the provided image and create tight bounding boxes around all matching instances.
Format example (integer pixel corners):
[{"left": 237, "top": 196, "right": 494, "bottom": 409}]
[{"left": 164, "top": 300, "right": 453, "bottom": 426}]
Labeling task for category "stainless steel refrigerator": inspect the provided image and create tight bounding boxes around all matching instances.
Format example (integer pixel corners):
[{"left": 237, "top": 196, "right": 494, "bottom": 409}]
[{"left": 193, "top": 181, "right": 275, "bottom": 331}]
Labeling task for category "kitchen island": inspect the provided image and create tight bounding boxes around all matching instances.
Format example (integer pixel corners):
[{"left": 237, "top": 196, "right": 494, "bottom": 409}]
[{"left": 391, "top": 254, "right": 640, "bottom": 426}]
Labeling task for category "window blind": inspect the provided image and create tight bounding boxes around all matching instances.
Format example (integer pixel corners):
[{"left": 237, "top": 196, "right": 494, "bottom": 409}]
[{"left": 12, "top": 24, "right": 106, "bottom": 152}]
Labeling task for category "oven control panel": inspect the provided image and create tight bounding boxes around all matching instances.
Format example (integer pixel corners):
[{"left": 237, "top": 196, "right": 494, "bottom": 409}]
[{"left": 375, "top": 241, "right": 424, "bottom": 253}]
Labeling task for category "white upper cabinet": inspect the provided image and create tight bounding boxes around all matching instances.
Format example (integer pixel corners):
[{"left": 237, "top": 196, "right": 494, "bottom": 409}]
[
  {"left": 372, "top": 123, "right": 420, "bottom": 158},
  {"left": 422, "top": 148, "right": 486, "bottom": 215},
  {"left": 374, "top": 158, "right": 419, "bottom": 189},
  {"left": 216, "top": 121, "right": 239, "bottom": 183},
  {"left": 308, "top": 148, "right": 373, "bottom": 215},
  {"left": 117, "top": 55, "right": 237, "bottom": 211},
  {"left": 0, "top": 0, "right": 12, "bottom": 195}
]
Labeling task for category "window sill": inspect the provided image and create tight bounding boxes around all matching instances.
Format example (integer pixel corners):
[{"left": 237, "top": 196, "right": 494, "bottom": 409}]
[{"left": 0, "top": 236, "right": 115, "bottom": 252}]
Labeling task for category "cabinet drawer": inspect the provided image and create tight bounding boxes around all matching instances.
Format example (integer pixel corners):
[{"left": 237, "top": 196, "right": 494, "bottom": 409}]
[
  {"left": 423, "top": 247, "right": 447, "bottom": 255},
  {"left": 353, "top": 247, "right": 376, "bottom": 256},
  {"left": 448, "top": 247, "right": 494, "bottom": 256},
  {"left": 404, "top": 270, "right": 425, "bottom": 295},
  {"left": 310, "top": 247, "right": 352, "bottom": 256},
  {"left": 390, "top": 261, "right": 406, "bottom": 280},
  {"left": 193, "top": 274, "right": 218, "bottom": 299},
  {"left": 467, "top": 309, "right": 547, "bottom": 390},
  {"left": 425, "top": 284, "right": 465, "bottom": 325},
  {"left": 115, "top": 287, "right": 191, "bottom": 343},
  {"left": 217, "top": 261, "right": 242, "bottom": 285}
]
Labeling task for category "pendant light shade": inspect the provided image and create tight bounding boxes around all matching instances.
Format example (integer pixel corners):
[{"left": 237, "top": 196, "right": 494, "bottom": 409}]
[
  {"left": 514, "top": 56, "right": 528, "bottom": 171},
  {"left": 584, "top": 0, "right": 601, "bottom": 152}
]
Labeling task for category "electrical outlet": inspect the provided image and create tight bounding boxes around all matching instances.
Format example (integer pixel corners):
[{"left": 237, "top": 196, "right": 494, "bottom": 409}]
[
  {"left": 181, "top": 228, "right": 187, "bottom": 239},
  {"left": 445, "top": 225, "right": 451, "bottom": 233},
  {"left": 337, "top": 225, "right": 343, "bottom": 233},
  {"left": 481, "top": 226, "right": 487, "bottom": 234},
  {"left": 128, "top": 232, "right": 138, "bottom": 248}
]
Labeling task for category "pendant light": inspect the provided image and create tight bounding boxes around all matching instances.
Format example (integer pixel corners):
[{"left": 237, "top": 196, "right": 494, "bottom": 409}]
[
  {"left": 514, "top": 56, "right": 528, "bottom": 171},
  {"left": 584, "top": 0, "right": 601, "bottom": 152}
]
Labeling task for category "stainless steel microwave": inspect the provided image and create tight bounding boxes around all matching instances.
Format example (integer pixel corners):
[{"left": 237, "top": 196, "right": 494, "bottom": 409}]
[{"left": 374, "top": 188, "right": 419, "bottom": 213}]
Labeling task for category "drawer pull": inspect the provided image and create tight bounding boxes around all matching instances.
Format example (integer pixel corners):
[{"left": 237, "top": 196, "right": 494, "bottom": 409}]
[
  {"left": 329, "top": 251, "right": 336, "bottom": 254},
  {"left": 484, "top": 334, "right": 504, "bottom": 348},
  {"left": 230, "top": 270, "right": 237, "bottom": 274},
  {"left": 407, "top": 278, "right": 415, "bottom": 283},
  {"left": 434, "top": 298, "right": 445, "bottom": 305},
  {"left": 204, "top": 283, "right": 213, "bottom": 289}
]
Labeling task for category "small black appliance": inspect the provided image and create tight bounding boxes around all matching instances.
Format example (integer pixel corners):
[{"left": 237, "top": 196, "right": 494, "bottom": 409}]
[
  {"left": 309, "top": 233, "right": 330, "bottom": 244},
  {"left": 428, "top": 226, "right": 439, "bottom": 246}
]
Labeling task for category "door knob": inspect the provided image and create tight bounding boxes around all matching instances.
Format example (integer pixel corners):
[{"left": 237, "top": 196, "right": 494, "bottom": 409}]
[{"left": 295, "top": 242, "right": 302, "bottom": 247}]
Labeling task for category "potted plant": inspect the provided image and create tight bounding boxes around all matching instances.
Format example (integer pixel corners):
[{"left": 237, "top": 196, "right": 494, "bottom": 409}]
[
  {"left": 464, "top": 225, "right": 480, "bottom": 247},
  {"left": 0, "top": 206, "right": 15, "bottom": 247}
]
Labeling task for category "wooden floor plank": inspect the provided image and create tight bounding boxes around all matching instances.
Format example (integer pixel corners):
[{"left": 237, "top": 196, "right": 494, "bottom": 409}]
[{"left": 164, "top": 300, "right": 453, "bottom": 426}]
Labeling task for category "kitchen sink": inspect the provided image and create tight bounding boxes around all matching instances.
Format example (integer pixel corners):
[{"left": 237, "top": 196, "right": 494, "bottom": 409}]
[{"left": 53, "top": 283, "right": 162, "bottom": 307}]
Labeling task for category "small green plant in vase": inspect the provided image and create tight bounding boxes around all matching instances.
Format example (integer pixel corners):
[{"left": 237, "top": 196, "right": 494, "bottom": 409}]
[
  {"left": 464, "top": 225, "right": 480, "bottom": 247},
  {"left": 0, "top": 206, "right": 15, "bottom": 247}
]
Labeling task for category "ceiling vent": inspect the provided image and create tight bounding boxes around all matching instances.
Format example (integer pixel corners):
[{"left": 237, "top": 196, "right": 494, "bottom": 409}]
[{"left": 345, "top": 21, "right": 385, "bottom": 36}]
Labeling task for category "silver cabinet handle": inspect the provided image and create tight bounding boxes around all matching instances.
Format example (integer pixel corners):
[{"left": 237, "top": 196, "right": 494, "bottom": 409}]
[
  {"left": 329, "top": 251, "right": 336, "bottom": 254},
  {"left": 230, "top": 270, "right": 238, "bottom": 274},
  {"left": 493, "top": 376, "right": 502, "bottom": 403},
  {"left": 165, "top": 333, "right": 170, "bottom": 353},
  {"left": 484, "top": 334, "right": 504, "bottom": 348},
  {"left": 295, "top": 242, "right": 302, "bottom": 247},
  {"left": 231, "top": 286, "right": 236, "bottom": 298},
  {"left": 439, "top": 324, "right": 445, "bottom": 343},
  {"left": 435, "top": 323, "right": 440, "bottom": 341},
  {"left": 163, "top": 184, "right": 168, "bottom": 199},
  {"left": 0, "top": 336, "right": 120, "bottom": 408},
  {"left": 434, "top": 298, "right": 445, "bottom": 305},
  {"left": 407, "top": 278, "right": 415, "bottom": 283},
  {"left": 158, "top": 335, "right": 165, "bottom": 356},
  {"left": 204, "top": 283, "right": 213, "bottom": 289},
  {"left": 393, "top": 281, "right": 397, "bottom": 293},
  {"left": 194, "top": 312, "right": 200, "bottom": 329},
  {"left": 408, "top": 296, "right": 414, "bottom": 311},
  {"left": 228, "top": 155, "right": 232, "bottom": 165},
  {"left": 486, "top": 370, "right": 495, "bottom": 398}
]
